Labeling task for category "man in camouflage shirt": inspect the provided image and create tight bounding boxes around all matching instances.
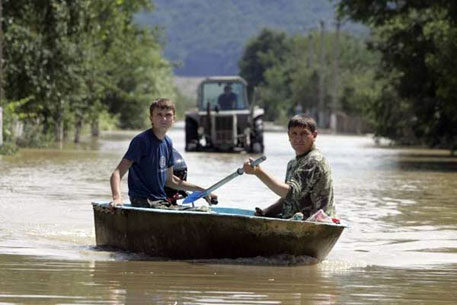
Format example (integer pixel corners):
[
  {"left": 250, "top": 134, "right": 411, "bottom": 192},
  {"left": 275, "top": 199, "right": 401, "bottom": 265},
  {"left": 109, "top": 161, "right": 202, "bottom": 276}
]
[{"left": 243, "top": 114, "right": 335, "bottom": 219}]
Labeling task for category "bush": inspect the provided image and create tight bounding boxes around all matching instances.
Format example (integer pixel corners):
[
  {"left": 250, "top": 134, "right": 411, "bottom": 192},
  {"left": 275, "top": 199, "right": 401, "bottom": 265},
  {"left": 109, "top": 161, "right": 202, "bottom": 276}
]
[{"left": 0, "top": 142, "right": 18, "bottom": 155}]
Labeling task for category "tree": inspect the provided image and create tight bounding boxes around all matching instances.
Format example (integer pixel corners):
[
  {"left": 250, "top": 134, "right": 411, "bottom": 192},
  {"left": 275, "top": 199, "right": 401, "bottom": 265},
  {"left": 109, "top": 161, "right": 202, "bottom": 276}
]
[
  {"left": 4, "top": 0, "right": 88, "bottom": 141},
  {"left": 337, "top": 1, "right": 457, "bottom": 152},
  {"left": 2, "top": 0, "right": 176, "bottom": 146},
  {"left": 242, "top": 27, "right": 379, "bottom": 124},
  {"left": 239, "top": 28, "right": 290, "bottom": 98}
]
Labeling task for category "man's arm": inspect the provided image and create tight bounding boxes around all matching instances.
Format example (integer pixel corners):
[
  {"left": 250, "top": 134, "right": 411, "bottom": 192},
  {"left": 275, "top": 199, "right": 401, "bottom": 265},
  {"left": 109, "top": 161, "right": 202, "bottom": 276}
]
[
  {"left": 110, "top": 158, "right": 133, "bottom": 206},
  {"left": 165, "top": 167, "right": 217, "bottom": 201},
  {"left": 255, "top": 198, "right": 284, "bottom": 216},
  {"left": 165, "top": 166, "right": 203, "bottom": 192},
  {"left": 243, "top": 159, "right": 290, "bottom": 198}
]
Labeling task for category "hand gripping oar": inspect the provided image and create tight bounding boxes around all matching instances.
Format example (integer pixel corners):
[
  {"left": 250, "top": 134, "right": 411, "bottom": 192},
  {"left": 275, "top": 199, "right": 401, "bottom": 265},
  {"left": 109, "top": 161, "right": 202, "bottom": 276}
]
[{"left": 183, "top": 155, "right": 267, "bottom": 204}]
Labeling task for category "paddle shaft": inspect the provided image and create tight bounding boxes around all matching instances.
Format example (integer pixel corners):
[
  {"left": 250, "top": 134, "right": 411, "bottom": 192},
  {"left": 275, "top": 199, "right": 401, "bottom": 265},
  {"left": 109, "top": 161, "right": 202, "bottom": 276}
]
[
  {"left": 183, "top": 155, "right": 266, "bottom": 203},
  {"left": 200, "top": 155, "right": 266, "bottom": 197}
]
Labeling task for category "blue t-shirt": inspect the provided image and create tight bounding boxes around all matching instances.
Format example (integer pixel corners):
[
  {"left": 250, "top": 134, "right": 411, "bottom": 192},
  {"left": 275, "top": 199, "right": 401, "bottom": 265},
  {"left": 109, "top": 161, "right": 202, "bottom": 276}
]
[{"left": 123, "top": 129, "right": 175, "bottom": 200}]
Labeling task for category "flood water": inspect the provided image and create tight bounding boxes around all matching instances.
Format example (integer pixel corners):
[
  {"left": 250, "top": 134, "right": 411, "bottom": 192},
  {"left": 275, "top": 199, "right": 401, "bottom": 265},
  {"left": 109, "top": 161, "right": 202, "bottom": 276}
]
[{"left": 1, "top": 126, "right": 457, "bottom": 304}]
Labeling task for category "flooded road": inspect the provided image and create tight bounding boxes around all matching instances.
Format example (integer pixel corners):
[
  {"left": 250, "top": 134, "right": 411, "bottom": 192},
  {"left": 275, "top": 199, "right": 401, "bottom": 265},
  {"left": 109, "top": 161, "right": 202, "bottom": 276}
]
[{"left": 1, "top": 127, "right": 457, "bottom": 304}]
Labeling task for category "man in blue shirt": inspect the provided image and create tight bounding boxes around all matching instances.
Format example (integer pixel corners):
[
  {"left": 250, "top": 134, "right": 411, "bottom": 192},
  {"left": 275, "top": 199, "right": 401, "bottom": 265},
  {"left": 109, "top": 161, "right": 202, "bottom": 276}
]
[{"left": 110, "top": 98, "right": 216, "bottom": 208}]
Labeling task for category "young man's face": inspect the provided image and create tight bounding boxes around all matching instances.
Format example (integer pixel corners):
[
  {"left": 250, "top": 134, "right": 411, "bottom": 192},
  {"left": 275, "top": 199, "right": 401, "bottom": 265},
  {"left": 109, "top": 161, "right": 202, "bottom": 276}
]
[
  {"left": 288, "top": 126, "right": 317, "bottom": 155},
  {"left": 150, "top": 107, "right": 175, "bottom": 133}
]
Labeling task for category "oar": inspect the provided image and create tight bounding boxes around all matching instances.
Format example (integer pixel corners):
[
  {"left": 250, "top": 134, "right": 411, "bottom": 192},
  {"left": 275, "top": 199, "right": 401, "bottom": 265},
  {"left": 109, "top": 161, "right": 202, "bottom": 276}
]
[{"left": 183, "top": 155, "right": 267, "bottom": 204}]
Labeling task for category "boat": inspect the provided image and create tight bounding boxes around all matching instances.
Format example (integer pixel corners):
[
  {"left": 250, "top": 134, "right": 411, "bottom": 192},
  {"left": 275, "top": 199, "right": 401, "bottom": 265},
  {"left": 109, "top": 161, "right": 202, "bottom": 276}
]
[{"left": 92, "top": 201, "right": 346, "bottom": 261}]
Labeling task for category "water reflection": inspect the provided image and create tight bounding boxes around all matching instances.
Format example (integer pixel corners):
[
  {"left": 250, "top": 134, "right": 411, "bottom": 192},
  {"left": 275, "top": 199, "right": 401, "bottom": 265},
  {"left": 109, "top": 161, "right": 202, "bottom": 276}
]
[
  {"left": 0, "top": 254, "right": 344, "bottom": 305},
  {"left": 394, "top": 150, "right": 457, "bottom": 172},
  {"left": 1, "top": 254, "right": 455, "bottom": 304}
]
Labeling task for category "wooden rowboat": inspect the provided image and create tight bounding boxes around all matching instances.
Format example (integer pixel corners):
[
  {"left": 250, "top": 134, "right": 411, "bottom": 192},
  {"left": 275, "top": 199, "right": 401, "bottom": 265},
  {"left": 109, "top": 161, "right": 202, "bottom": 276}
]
[{"left": 92, "top": 201, "right": 346, "bottom": 261}]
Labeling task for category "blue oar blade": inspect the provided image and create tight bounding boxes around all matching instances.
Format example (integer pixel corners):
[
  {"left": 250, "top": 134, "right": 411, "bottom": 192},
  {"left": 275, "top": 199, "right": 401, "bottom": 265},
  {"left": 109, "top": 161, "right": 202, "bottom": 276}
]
[{"left": 183, "top": 191, "right": 203, "bottom": 204}]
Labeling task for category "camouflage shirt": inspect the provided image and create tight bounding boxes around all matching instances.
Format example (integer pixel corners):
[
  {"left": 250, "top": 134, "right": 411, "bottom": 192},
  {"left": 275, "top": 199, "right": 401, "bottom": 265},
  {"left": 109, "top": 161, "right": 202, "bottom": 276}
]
[{"left": 282, "top": 145, "right": 335, "bottom": 219}]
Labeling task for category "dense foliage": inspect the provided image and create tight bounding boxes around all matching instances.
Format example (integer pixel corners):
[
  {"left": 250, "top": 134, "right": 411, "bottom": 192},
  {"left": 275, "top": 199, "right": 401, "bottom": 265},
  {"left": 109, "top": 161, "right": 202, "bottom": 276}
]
[
  {"left": 2, "top": 0, "right": 176, "bottom": 146},
  {"left": 239, "top": 29, "right": 290, "bottom": 100},
  {"left": 337, "top": 1, "right": 457, "bottom": 152},
  {"left": 137, "top": 0, "right": 364, "bottom": 76},
  {"left": 239, "top": 28, "right": 379, "bottom": 125}
]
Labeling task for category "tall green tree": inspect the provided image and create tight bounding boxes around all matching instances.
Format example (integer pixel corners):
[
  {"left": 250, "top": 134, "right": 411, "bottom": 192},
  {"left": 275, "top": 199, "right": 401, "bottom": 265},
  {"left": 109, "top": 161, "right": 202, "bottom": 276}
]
[
  {"left": 338, "top": 1, "right": 457, "bottom": 152},
  {"left": 2, "top": 0, "right": 175, "bottom": 145},
  {"left": 239, "top": 28, "right": 290, "bottom": 98},
  {"left": 79, "top": 1, "right": 175, "bottom": 132},
  {"left": 4, "top": 0, "right": 88, "bottom": 141}
]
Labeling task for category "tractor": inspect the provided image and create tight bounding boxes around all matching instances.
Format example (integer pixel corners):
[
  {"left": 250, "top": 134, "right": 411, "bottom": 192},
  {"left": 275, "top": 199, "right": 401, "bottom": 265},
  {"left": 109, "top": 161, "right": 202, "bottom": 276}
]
[{"left": 184, "top": 76, "right": 264, "bottom": 153}]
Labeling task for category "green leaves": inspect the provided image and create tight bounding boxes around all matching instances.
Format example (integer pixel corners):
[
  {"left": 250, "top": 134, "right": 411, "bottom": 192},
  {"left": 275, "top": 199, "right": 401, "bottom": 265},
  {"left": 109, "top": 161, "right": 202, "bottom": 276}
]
[
  {"left": 3, "top": 0, "right": 174, "bottom": 144},
  {"left": 239, "top": 27, "right": 378, "bottom": 125},
  {"left": 338, "top": 1, "right": 457, "bottom": 152}
]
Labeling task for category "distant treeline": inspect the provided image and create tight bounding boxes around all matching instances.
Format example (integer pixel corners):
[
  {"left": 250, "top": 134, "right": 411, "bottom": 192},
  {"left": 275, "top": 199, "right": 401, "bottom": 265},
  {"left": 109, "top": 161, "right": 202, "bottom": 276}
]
[{"left": 238, "top": 28, "right": 377, "bottom": 131}]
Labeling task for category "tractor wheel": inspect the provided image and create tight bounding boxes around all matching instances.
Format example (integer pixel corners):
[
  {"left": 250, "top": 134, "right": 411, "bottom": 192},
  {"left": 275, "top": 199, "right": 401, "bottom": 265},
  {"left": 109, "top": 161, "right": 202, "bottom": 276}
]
[
  {"left": 185, "top": 118, "right": 199, "bottom": 151},
  {"left": 250, "top": 131, "right": 264, "bottom": 153},
  {"left": 250, "top": 117, "right": 264, "bottom": 153},
  {"left": 251, "top": 142, "right": 263, "bottom": 153}
]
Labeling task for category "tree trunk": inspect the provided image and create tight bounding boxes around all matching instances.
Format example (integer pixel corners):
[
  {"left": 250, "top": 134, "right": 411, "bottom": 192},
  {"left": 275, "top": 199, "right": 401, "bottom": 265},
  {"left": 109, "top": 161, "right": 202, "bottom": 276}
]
[
  {"left": 74, "top": 115, "right": 83, "bottom": 143},
  {"left": 54, "top": 99, "right": 64, "bottom": 143},
  {"left": 55, "top": 119, "right": 63, "bottom": 143},
  {"left": 91, "top": 118, "right": 99, "bottom": 137}
]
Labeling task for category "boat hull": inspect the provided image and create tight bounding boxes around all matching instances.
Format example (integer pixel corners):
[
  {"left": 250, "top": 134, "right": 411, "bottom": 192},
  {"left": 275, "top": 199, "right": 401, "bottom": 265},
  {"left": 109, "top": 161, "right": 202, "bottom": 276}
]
[{"left": 92, "top": 202, "right": 345, "bottom": 261}]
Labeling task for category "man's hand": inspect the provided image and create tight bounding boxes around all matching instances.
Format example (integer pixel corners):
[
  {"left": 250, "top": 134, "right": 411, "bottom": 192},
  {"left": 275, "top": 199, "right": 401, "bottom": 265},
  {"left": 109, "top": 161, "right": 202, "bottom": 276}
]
[
  {"left": 254, "top": 207, "right": 265, "bottom": 216},
  {"left": 243, "top": 157, "right": 259, "bottom": 175},
  {"left": 109, "top": 198, "right": 123, "bottom": 210},
  {"left": 204, "top": 193, "right": 218, "bottom": 205}
]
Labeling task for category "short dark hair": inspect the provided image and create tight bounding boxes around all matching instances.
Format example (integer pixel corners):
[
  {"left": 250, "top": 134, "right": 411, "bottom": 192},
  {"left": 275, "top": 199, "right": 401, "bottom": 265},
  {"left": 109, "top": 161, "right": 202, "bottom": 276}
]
[
  {"left": 149, "top": 98, "right": 176, "bottom": 116},
  {"left": 288, "top": 114, "right": 317, "bottom": 132}
]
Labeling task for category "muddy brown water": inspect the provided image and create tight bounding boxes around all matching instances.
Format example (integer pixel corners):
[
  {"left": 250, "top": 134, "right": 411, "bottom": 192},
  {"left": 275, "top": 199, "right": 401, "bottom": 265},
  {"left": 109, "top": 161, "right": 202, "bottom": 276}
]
[{"left": 1, "top": 127, "right": 456, "bottom": 304}]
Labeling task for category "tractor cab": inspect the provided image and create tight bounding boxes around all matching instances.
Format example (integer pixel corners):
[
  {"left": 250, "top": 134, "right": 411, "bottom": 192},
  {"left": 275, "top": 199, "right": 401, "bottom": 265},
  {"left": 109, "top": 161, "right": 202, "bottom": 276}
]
[
  {"left": 199, "top": 79, "right": 248, "bottom": 111},
  {"left": 185, "top": 76, "right": 264, "bottom": 153}
]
